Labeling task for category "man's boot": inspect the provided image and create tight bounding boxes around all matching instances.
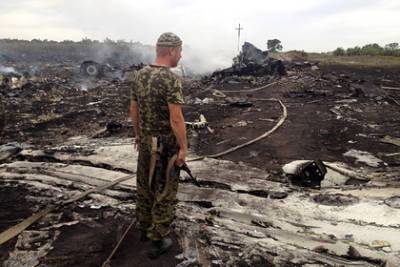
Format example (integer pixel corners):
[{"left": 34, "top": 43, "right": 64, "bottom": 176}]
[
  {"left": 147, "top": 237, "right": 173, "bottom": 259},
  {"left": 140, "top": 231, "right": 149, "bottom": 242}
]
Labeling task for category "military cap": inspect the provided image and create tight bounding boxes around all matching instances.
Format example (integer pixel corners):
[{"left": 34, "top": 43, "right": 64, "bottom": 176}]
[{"left": 156, "top": 32, "right": 182, "bottom": 47}]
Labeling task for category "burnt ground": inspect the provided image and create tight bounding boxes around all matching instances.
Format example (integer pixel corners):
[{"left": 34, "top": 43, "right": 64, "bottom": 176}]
[
  {"left": 190, "top": 64, "right": 400, "bottom": 172},
  {"left": 0, "top": 183, "right": 35, "bottom": 263},
  {"left": 2, "top": 63, "right": 400, "bottom": 171},
  {"left": 1, "top": 59, "right": 400, "bottom": 266},
  {"left": 43, "top": 213, "right": 181, "bottom": 267},
  {"left": 0, "top": 181, "right": 182, "bottom": 267}
]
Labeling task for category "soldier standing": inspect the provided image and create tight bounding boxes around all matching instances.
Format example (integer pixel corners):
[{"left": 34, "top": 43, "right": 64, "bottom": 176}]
[
  {"left": 130, "top": 32, "right": 187, "bottom": 259},
  {"left": 0, "top": 75, "right": 5, "bottom": 137}
]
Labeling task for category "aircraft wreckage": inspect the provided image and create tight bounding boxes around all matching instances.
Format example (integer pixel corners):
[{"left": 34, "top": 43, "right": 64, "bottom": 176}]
[{"left": 1, "top": 41, "right": 400, "bottom": 266}]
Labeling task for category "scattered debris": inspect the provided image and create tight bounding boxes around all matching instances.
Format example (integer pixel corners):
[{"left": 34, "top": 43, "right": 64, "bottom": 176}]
[
  {"left": 185, "top": 114, "right": 208, "bottom": 129},
  {"left": 2, "top": 140, "right": 400, "bottom": 266},
  {"left": 193, "top": 97, "right": 214, "bottom": 105},
  {"left": 0, "top": 143, "right": 23, "bottom": 161},
  {"left": 311, "top": 65, "right": 320, "bottom": 71},
  {"left": 189, "top": 98, "right": 288, "bottom": 162},
  {"left": 384, "top": 196, "right": 400, "bottom": 209},
  {"left": 228, "top": 99, "right": 253, "bottom": 108},
  {"left": 1, "top": 42, "right": 400, "bottom": 266},
  {"left": 312, "top": 193, "right": 359, "bottom": 206},
  {"left": 4, "top": 230, "right": 60, "bottom": 267},
  {"left": 350, "top": 82, "right": 387, "bottom": 98},
  {"left": 212, "top": 89, "right": 226, "bottom": 98},
  {"left": 211, "top": 42, "right": 285, "bottom": 81},
  {"left": 380, "top": 136, "right": 400, "bottom": 147},
  {"left": 323, "top": 162, "right": 371, "bottom": 183},
  {"left": 344, "top": 149, "right": 386, "bottom": 168},
  {"left": 283, "top": 160, "right": 327, "bottom": 187},
  {"left": 81, "top": 60, "right": 145, "bottom": 79},
  {"left": 283, "top": 160, "right": 372, "bottom": 186},
  {"left": 80, "top": 60, "right": 106, "bottom": 78},
  {"left": 381, "top": 86, "right": 400, "bottom": 91},
  {"left": 233, "top": 120, "right": 251, "bottom": 127},
  {"left": 369, "top": 240, "right": 391, "bottom": 249}
]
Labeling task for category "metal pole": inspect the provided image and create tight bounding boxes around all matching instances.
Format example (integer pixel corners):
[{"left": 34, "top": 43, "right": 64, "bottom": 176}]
[{"left": 235, "top": 23, "right": 243, "bottom": 54}]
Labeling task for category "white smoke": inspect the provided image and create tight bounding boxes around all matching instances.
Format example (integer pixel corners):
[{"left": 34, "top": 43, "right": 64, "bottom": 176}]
[
  {"left": 181, "top": 45, "right": 234, "bottom": 75},
  {"left": 128, "top": 43, "right": 234, "bottom": 76},
  {"left": 80, "top": 83, "right": 88, "bottom": 91},
  {"left": 0, "top": 65, "right": 18, "bottom": 74}
]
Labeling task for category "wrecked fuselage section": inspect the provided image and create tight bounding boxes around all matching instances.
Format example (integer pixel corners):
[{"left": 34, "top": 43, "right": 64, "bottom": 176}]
[
  {"left": 211, "top": 42, "right": 286, "bottom": 81},
  {"left": 80, "top": 60, "right": 145, "bottom": 79},
  {"left": 80, "top": 60, "right": 106, "bottom": 78}
]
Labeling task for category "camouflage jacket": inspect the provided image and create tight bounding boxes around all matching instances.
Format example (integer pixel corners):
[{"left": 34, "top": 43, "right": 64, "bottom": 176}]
[{"left": 130, "top": 65, "right": 184, "bottom": 142}]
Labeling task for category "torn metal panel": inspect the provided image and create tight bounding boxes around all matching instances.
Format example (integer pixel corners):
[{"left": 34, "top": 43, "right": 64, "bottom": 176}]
[{"left": 1, "top": 139, "right": 400, "bottom": 266}]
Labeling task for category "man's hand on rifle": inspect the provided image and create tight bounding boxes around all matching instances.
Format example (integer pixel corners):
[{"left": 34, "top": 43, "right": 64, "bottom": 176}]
[
  {"left": 168, "top": 103, "right": 187, "bottom": 166},
  {"left": 134, "top": 136, "right": 140, "bottom": 151},
  {"left": 175, "top": 148, "right": 186, "bottom": 166}
]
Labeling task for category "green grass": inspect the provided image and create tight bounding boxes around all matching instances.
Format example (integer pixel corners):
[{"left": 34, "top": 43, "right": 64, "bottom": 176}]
[
  {"left": 272, "top": 51, "right": 400, "bottom": 67},
  {"left": 308, "top": 53, "right": 400, "bottom": 67}
]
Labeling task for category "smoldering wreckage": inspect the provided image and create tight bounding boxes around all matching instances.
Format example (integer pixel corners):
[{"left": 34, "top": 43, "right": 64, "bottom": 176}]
[{"left": 0, "top": 41, "right": 400, "bottom": 267}]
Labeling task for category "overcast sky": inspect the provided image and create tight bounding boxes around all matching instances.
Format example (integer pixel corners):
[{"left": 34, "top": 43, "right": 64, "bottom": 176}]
[{"left": 1, "top": 0, "right": 399, "bottom": 68}]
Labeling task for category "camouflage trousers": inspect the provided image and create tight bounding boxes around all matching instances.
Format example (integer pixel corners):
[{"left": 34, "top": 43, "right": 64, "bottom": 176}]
[
  {"left": 135, "top": 136, "right": 180, "bottom": 241},
  {"left": 0, "top": 100, "right": 5, "bottom": 136}
]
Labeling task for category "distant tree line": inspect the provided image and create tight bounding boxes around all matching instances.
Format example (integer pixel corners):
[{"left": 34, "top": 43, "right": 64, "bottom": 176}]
[
  {"left": 0, "top": 38, "right": 153, "bottom": 64},
  {"left": 0, "top": 37, "right": 139, "bottom": 45},
  {"left": 333, "top": 43, "right": 400, "bottom": 57},
  {"left": 267, "top": 39, "right": 283, "bottom": 52}
]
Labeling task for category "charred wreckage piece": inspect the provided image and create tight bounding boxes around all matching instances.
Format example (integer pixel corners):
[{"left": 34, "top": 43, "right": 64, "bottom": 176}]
[
  {"left": 80, "top": 60, "right": 106, "bottom": 78},
  {"left": 287, "top": 160, "right": 327, "bottom": 188},
  {"left": 80, "top": 60, "right": 145, "bottom": 78},
  {"left": 212, "top": 42, "right": 286, "bottom": 79}
]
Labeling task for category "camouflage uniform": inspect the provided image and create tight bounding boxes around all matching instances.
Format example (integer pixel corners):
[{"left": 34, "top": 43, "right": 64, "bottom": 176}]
[
  {"left": 0, "top": 75, "right": 5, "bottom": 136},
  {"left": 0, "top": 100, "right": 4, "bottom": 136},
  {"left": 131, "top": 64, "right": 185, "bottom": 241}
]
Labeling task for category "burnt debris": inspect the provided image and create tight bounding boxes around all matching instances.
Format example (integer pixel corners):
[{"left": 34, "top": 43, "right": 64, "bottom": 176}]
[
  {"left": 80, "top": 60, "right": 106, "bottom": 78},
  {"left": 1, "top": 39, "right": 400, "bottom": 267},
  {"left": 80, "top": 60, "right": 145, "bottom": 79},
  {"left": 211, "top": 42, "right": 286, "bottom": 80}
]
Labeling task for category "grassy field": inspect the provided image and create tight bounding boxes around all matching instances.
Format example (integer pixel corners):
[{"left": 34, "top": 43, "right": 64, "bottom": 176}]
[
  {"left": 272, "top": 51, "right": 400, "bottom": 67},
  {"left": 308, "top": 53, "right": 400, "bottom": 67}
]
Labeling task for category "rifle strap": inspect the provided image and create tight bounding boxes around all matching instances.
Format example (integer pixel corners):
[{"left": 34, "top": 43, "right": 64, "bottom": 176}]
[{"left": 156, "top": 154, "right": 178, "bottom": 202}]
